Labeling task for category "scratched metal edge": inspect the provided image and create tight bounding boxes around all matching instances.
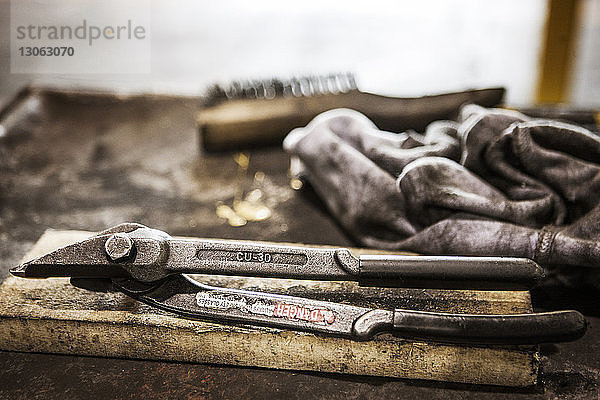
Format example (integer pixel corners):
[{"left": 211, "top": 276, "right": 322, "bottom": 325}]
[{"left": 0, "top": 229, "right": 539, "bottom": 386}]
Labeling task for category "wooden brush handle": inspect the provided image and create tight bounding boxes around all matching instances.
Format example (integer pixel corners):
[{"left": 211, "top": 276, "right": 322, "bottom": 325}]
[{"left": 197, "top": 87, "right": 505, "bottom": 151}]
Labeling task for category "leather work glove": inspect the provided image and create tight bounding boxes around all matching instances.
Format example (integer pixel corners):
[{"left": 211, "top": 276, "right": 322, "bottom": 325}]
[{"left": 284, "top": 105, "right": 600, "bottom": 288}]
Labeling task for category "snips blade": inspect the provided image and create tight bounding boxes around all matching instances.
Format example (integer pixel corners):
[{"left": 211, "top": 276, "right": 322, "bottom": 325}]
[{"left": 9, "top": 223, "right": 151, "bottom": 280}]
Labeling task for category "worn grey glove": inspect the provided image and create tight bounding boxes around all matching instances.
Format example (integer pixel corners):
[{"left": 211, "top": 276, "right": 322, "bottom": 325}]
[{"left": 283, "top": 105, "right": 600, "bottom": 288}]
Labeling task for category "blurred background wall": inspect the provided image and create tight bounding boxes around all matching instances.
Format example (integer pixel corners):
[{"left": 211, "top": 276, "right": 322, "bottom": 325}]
[{"left": 0, "top": 0, "right": 598, "bottom": 107}]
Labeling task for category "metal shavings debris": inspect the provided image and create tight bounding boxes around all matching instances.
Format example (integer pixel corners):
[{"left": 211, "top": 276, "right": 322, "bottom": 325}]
[
  {"left": 233, "top": 198, "right": 271, "bottom": 222},
  {"left": 290, "top": 177, "right": 303, "bottom": 190},
  {"left": 216, "top": 203, "right": 247, "bottom": 227},
  {"left": 216, "top": 153, "right": 273, "bottom": 227},
  {"left": 233, "top": 152, "right": 250, "bottom": 170}
]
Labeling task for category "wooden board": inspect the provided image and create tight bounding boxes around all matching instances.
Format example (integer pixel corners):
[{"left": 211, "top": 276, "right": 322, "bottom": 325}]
[{"left": 0, "top": 229, "right": 539, "bottom": 386}]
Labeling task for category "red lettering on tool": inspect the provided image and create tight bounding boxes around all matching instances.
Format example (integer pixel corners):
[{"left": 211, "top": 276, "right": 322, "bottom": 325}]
[{"left": 272, "top": 302, "right": 335, "bottom": 325}]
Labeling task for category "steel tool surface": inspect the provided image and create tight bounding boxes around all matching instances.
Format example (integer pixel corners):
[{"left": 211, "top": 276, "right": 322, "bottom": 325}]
[{"left": 10, "top": 223, "right": 587, "bottom": 344}]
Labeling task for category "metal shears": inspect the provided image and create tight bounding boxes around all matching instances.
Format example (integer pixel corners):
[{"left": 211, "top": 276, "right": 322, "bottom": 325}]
[{"left": 11, "top": 223, "right": 587, "bottom": 344}]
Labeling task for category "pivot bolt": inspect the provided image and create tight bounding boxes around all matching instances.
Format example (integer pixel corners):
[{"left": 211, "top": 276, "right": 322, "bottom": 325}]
[{"left": 105, "top": 233, "right": 134, "bottom": 261}]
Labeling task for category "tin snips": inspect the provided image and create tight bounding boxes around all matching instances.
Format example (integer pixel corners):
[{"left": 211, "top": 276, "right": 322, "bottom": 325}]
[{"left": 11, "top": 223, "right": 587, "bottom": 344}]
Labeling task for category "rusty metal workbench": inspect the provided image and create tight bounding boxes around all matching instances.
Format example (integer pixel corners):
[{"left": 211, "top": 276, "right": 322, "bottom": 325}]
[{"left": 0, "top": 88, "right": 598, "bottom": 399}]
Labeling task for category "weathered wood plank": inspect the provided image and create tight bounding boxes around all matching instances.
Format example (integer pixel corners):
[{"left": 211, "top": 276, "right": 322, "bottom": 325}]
[{"left": 0, "top": 229, "right": 538, "bottom": 386}]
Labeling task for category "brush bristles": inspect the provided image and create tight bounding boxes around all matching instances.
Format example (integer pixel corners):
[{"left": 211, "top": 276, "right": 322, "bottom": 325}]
[{"left": 206, "top": 73, "right": 357, "bottom": 104}]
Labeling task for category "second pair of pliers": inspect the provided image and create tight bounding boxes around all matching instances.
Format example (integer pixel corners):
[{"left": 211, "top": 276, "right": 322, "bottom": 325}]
[{"left": 11, "top": 223, "right": 587, "bottom": 345}]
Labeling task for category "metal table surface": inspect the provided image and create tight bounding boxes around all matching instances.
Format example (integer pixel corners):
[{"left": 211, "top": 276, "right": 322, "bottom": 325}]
[{"left": 0, "top": 89, "right": 598, "bottom": 399}]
